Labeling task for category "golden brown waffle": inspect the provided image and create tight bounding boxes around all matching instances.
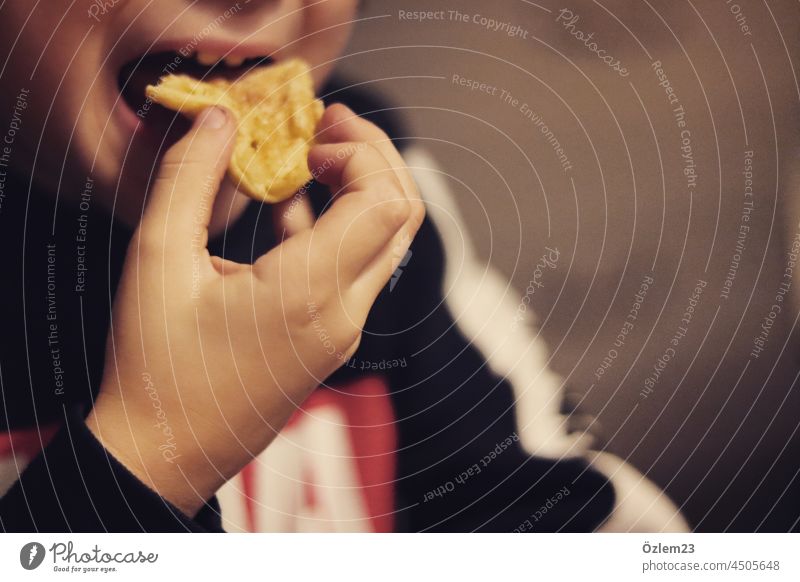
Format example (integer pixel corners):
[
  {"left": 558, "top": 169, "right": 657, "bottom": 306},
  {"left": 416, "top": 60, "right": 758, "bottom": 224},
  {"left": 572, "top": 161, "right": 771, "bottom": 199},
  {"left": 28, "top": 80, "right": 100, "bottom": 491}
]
[{"left": 146, "top": 59, "right": 324, "bottom": 203}]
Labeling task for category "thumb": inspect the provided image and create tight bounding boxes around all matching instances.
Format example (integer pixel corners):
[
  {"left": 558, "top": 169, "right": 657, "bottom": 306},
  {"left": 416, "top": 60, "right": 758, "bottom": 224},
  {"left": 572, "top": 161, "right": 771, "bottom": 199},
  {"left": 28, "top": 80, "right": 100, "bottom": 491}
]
[{"left": 140, "top": 106, "right": 237, "bottom": 252}]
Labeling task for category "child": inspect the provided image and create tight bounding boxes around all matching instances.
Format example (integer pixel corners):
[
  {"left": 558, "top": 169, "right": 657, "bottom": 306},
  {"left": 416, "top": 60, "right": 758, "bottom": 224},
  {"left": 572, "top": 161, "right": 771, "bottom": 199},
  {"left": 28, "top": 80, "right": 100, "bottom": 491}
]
[{"left": 0, "top": 0, "right": 686, "bottom": 532}]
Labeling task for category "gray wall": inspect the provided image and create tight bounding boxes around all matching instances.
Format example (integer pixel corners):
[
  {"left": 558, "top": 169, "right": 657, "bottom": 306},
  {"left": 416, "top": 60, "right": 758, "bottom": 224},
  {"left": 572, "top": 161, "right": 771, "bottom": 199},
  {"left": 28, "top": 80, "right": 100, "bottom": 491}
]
[{"left": 340, "top": 0, "right": 800, "bottom": 531}]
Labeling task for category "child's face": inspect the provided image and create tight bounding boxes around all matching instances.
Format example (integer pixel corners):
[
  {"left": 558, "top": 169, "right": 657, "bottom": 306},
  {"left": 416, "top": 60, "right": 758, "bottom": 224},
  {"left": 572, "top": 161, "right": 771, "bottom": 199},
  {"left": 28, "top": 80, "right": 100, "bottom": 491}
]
[{"left": 1, "top": 1, "right": 357, "bottom": 226}]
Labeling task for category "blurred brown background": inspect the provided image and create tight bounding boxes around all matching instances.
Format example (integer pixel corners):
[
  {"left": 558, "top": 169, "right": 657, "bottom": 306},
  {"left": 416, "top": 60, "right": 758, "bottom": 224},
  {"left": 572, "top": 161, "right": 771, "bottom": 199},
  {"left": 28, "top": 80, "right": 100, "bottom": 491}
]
[{"left": 339, "top": 0, "right": 800, "bottom": 531}]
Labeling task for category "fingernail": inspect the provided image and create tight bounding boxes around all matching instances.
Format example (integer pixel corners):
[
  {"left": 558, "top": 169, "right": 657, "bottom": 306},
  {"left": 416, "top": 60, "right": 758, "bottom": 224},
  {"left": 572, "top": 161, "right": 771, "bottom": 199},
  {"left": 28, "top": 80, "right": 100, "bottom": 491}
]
[
  {"left": 197, "top": 106, "right": 229, "bottom": 129},
  {"left": 328, "top": 103, "right": 355, "bottom": 120},
  {"left": 338, "top": 104, "right": 356, "bottom": 118}
]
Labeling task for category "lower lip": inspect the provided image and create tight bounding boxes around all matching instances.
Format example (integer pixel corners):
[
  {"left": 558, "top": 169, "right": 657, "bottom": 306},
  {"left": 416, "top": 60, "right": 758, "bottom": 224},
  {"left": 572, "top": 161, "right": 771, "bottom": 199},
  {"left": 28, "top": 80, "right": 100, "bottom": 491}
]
[
  {"left": 116, "top": 96, "right": 144, "bottom": 134},
  {"left": 114, "top": 85, "right": 194, "bottom": 151}
]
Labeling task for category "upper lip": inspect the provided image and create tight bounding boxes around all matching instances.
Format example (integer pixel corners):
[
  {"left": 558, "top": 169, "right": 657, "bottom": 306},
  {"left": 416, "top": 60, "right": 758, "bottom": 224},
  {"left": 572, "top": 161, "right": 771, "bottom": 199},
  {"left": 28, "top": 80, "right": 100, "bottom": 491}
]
[{"left": 113, "top": 36, "right": 281, "bottom": 72}]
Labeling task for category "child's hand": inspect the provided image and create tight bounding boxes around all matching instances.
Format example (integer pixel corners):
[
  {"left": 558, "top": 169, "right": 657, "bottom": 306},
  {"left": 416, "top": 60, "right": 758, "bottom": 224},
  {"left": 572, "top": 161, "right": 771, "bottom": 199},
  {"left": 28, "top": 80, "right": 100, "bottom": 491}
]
[{"left": 85, "top": 104, "right": 424, "bottom": 516}]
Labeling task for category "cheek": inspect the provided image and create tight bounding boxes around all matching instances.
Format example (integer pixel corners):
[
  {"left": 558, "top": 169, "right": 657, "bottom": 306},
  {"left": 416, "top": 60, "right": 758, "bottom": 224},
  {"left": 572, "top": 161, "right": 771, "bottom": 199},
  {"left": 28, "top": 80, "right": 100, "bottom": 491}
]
[
  {"left": 305, "top": 0, "right": 359, "bottom": 26},
  {"left": 2, "top": 13, "right": 112, "bottom": 180},
  {"left": 296, "top": 0, "right": 358, "bottom": 86}
]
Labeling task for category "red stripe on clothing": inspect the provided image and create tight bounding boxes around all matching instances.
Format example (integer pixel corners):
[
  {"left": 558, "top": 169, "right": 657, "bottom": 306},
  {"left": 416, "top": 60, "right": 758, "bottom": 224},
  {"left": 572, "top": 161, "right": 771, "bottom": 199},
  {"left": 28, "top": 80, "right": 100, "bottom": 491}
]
[
  {"left": 302, "top": 465, "right": 317, "bottom": 510},
  {"left": 286, "top": 375, "right": 397, "bottom": 532},
  {"left": 0, "top": 424, "right": 60, "bottom": 459},
  {"left": 239, "top": 462, "right": 257, "bottom": 533}
]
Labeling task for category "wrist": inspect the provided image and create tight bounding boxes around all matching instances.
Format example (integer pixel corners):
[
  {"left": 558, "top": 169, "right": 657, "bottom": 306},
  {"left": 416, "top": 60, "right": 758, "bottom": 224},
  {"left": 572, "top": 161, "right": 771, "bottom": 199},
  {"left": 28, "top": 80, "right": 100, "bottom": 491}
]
[{"left": 85, "top": 389, "right": 219, "bottom": 517}]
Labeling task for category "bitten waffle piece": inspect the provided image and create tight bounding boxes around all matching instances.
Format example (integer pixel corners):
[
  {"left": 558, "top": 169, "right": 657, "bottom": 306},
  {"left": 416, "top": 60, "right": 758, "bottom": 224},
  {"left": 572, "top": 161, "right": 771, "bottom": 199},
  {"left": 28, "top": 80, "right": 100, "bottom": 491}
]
[{"left": 146, "top": 58, "right": 324, "bottom": 203}]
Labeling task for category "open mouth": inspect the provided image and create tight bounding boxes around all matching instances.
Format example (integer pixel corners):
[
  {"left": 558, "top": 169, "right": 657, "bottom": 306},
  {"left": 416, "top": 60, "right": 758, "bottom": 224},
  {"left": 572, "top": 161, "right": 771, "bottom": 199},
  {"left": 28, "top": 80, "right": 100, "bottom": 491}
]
[{"left": 118, "top": 50, "right": 275, "bottom": 135}]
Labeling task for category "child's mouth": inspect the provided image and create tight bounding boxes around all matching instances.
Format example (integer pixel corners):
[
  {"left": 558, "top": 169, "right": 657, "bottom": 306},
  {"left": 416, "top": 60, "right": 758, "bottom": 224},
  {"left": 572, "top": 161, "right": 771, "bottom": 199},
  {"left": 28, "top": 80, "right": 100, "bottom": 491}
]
[{"left": 118, "top": 50, "right": 275, "bottom": 137}]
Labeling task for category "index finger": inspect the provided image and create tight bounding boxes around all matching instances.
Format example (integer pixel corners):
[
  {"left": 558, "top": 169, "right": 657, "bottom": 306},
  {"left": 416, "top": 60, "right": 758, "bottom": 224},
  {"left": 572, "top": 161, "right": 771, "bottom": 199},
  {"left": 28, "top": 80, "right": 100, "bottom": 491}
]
[{"left": 316, "top": 104, "right": 422, "bottom": 210}]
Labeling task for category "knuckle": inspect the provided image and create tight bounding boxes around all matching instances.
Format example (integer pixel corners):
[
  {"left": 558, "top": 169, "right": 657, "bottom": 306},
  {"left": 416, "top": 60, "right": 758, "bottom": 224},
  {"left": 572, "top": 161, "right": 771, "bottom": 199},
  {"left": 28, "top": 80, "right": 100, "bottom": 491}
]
[
  {"left": 252, "top": 256, "right": 277, "bottom": 286},
  {"left": 347, "top": 142, "right": 373, "bottom": 165},
  {"left": 325, "top": 103, "right": 352, "bottom": 124},
  {"left": 343, "top": 334, "right": 362, "bottom": 360},
  {"left": 336, "top": 147, "right": 361, "bottom": 179},
  {"left": 157, "top": 158, "right": 203, "bottom": 184},
  {"left": 337, "top": 322, "right": 362, "bottom": 354},
  {"left": 307, "top": 144, "right": 327, "bottom": 166},
  {"left": 376, "top": 193, "right": 412, "bottom": 232},
  {"left": 299, "top": 300, "right": 361, "bottom": 362},
  {"left": 159, "top": 143, "right": 191, "bottom": 172},
  {"left": 305, "top": 282, "right": 335, "bottom": 316},
  {"left": 375, "top": 175, "right": 403, "bottom": 198},
  {"left": 353, "top": 116, "right": 388, "bottom": 141},
  {"left": 342, "top": 142, "right": 367, "bottom": 162},
  {"left": 363, "top": 141, "right": 384, "bottom": 158},
  {"left": 410, "top": 199, "right": 426, "bottom": 231}
]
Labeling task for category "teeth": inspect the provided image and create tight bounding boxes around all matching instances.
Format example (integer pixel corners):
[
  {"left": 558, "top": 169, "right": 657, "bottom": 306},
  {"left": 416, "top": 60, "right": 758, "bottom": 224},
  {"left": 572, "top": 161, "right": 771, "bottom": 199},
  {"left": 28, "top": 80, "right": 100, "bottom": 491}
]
[
  {"left": 224, "top": 55, "right": 245, "bottom": 67},
  {"left": 195, "top": 51, "right": 220, "bottom": 66},
  {"left": 189, "top": 51, "right": 250, "bottom": 68}
]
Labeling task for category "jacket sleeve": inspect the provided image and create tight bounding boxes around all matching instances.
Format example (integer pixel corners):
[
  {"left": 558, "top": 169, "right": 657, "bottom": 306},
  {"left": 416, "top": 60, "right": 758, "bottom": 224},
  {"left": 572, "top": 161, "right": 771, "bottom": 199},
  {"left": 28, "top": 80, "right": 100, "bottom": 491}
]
[
  {"left": 0, "top": 406, "right": 223, "bottom": 532},
  {"left": 369, "top": 146, "right": 616, "bottom": 532}
]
